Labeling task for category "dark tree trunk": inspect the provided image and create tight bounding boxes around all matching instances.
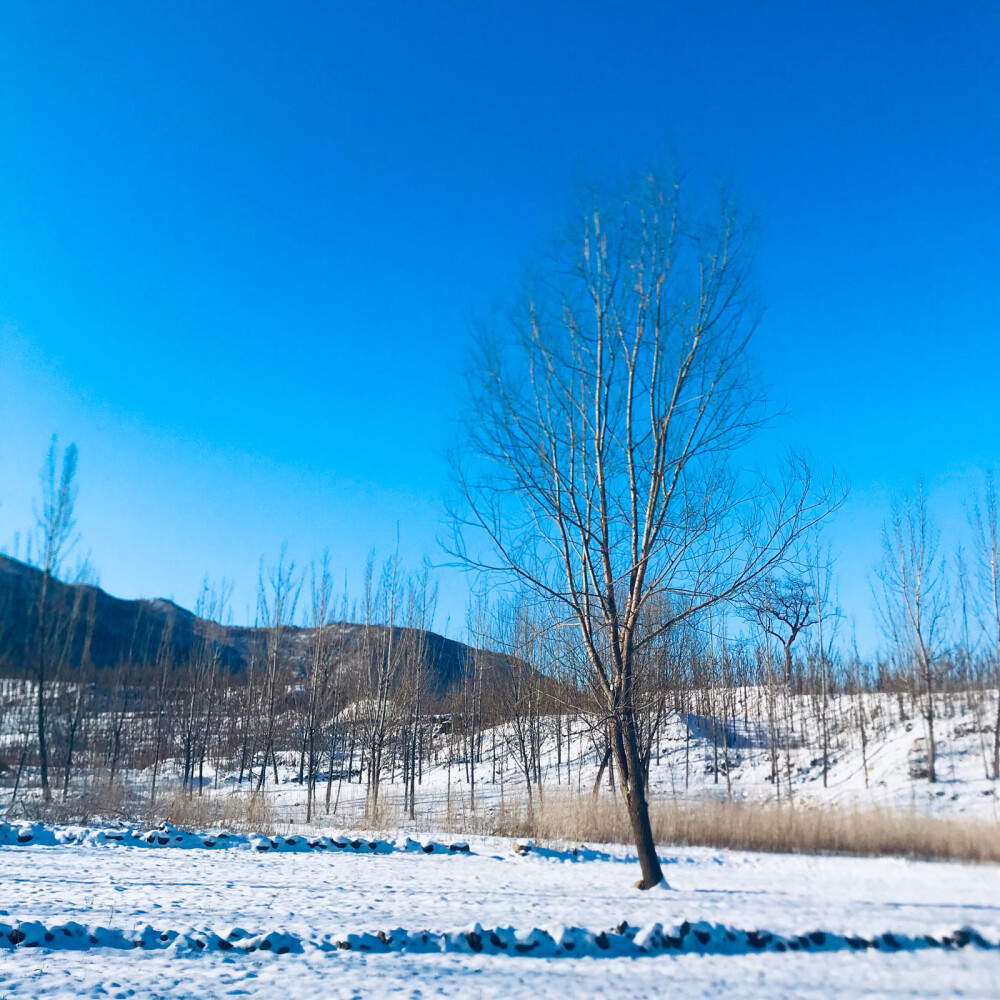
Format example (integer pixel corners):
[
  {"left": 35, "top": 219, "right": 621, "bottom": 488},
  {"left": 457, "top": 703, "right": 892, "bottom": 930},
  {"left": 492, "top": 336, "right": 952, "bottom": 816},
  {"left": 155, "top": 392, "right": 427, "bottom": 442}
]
[
  {"left": 611, "top": 713, "right": 666, "bottom": 890},
  {"left": 592, "top": 745, "right": 612, "bottom": 798},
  {"left": 993, "top": 672, "right": 1000, "bottom": 780},
  {"left": 925, "top": 664, "right": 937, "bottom": 783},
  {"left": 36, "top": 571, "right": 52, "bottom": 800}
]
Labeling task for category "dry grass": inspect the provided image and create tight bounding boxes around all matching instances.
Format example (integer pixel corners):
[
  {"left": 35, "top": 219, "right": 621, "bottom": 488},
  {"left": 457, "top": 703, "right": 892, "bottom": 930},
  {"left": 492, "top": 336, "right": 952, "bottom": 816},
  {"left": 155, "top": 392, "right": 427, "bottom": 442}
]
[
  {"left": 297, "top": 788, "right": 1000, "bottom": 864},
  {"left": 146, "top": 790, "right": 278, "bottom": 833},
  {"left": 478, "top": 792, "right": 1000, "bottom": 864},
  {"left": 12, "top": 782, "right": 278, "bottom": 833},
  {"left": 9, "top": 779, "right": 137, "bottom": 826},
  {"left": 11, "top": 780, "right": 999, "bottom": 864}
]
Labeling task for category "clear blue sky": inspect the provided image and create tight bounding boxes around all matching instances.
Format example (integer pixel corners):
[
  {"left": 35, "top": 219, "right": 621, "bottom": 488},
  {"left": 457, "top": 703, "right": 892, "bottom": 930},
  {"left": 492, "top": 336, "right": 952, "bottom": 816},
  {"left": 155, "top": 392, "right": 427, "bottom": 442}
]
[{"left": 1, "top": 2, "right": 998, "bottom": 648}]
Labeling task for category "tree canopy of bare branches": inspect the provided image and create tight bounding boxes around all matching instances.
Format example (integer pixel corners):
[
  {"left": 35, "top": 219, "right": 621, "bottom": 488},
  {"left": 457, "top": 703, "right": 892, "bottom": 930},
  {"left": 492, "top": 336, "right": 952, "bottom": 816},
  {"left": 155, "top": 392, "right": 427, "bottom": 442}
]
[
  {"left": 450, "top": 170, "right": 844, "bottom": 887},
  {"left": 743, "top": 574, "right": 816, "bottom": 683}
]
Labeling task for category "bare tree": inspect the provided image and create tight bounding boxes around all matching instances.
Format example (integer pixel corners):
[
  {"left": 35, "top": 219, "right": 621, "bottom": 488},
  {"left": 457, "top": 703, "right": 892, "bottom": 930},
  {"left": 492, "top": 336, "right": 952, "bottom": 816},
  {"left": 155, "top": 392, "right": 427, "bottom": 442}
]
[
  {"left": 353, "top": 548, "right": 416, "bottom": 816},
  {"left": 148, "top": 622, "right": 175, "bottom": 806},
  {"left": 255, "top": 549, "right": 300, "bottom": 792},
  {"left": 182, "top": 583, "right": 231, "bottom": 795},
  {"left": 462, "top": 591, "right": 488, "bottom": 812},
  {"left": 30, "top": 437, "right": 79, "bottom": 800},
  {"left": 57, "top": 585, "right": 97, "bottom": 799},
  {"left": 808, "top": 539, "right": 838, "bottom": 787},
  {"left": 875, "top": 484, "right": 948, "bottom": 782},
  {"left": 743, "top": 574, "right": 815, "bottom": 683},
  {"left": 491, "top": 595, "right": 547, "bottom": 810},
  {"left": 303, "top": 554, "right": 338, "bottom": 822},
  {"left": 450, "top": 171, "right": 842, "bottom": 888},
  {"left": 970, "top": 469, "right": 1000, "bottom": 777},
  {"left": 402, "top": 569, "right": 436, "bottom": 820}
]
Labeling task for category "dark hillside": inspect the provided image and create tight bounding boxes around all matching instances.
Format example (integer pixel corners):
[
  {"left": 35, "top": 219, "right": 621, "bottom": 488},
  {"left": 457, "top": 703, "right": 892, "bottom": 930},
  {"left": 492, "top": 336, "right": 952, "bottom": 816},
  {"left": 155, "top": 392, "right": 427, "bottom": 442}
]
[{"left": 0, "top": 555, "right": 505, "bottom": 696}]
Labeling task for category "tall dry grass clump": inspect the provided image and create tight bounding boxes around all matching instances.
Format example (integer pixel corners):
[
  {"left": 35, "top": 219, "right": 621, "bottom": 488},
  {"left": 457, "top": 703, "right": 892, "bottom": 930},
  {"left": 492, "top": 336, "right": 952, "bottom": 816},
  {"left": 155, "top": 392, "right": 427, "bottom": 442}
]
[
  {"left": 484, "top": 792, "right": 1000, "bottom": 864},
  {"left": 10, "top": 784, "right": 279, "bottom": 833},
  {"left": 148, "top": 791, "right": 277, "bottom": 833}
]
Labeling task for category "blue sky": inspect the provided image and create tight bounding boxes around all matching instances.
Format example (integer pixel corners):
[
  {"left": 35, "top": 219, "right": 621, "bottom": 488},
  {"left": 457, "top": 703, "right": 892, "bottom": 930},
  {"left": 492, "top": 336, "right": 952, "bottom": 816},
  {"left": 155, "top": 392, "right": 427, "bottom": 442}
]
[{"left": 1, "top": 2, "right": 998, "bottom": 647}]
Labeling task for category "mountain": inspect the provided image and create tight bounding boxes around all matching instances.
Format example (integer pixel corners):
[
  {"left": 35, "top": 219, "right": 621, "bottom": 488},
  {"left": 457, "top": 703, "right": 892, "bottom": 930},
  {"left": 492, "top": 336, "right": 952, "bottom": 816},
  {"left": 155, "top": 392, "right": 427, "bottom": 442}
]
[{"left": 0, "top": 555, "right": 501, "bottom": 696}]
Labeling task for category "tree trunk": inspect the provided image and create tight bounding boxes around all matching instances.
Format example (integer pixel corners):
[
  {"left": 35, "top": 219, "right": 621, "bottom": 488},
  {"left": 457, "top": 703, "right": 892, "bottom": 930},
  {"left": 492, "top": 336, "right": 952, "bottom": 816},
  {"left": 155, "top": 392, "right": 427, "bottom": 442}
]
[
  {"left": 993, "top": 671, "right": 1000, "bottom": 780},
  {"left": 592, "top": 745, "right": 612, "bottom": 798},
  {"left": 923, "top": 650, "right": 937, "bottom": 783},
  {"left": 36, "top": 571, "right": 52, "bottom": 800},
  {"left": 611, "top": 713, "right": 665, "bottom": 890}
]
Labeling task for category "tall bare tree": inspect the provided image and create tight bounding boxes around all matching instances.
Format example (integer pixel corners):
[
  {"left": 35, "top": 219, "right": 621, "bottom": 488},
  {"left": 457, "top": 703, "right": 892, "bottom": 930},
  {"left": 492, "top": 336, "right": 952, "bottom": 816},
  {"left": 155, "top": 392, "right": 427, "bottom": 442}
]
[
  {"left": 30, "top": 437, "right": 79, "bottom": 800},
  {"left": 875, "top": 484, "right": 948, "bottom": 782},
  {"left": 303, "top": 554, "right": 337, "bottom": 822},
  {"left": 255, "top": 549, "right": 300, "bottom": 791},
  {"left": 970, "top": 469, "right": 1000, "bottom": 777},
  {"left": 808, "top": 539, "right": 838, "bottom": 787},
  {"left": 357, "top": 549, "right": 406, "bottom": 815},
  {"left": 491, "top": 595, "right": 547, "bottom": 810},
  {"left": 402, "top": 569, "right": 436, "bottom": 820},
  {"left": 450, "top": 171, "right": 842, "bottom": 887}
]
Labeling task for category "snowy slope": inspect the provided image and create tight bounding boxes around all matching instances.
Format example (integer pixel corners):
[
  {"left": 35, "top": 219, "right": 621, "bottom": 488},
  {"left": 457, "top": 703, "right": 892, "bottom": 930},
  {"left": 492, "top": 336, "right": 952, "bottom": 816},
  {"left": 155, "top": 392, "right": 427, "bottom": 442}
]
[{"left": 198, "top": 691, "right": 1000, "bottom": 830}]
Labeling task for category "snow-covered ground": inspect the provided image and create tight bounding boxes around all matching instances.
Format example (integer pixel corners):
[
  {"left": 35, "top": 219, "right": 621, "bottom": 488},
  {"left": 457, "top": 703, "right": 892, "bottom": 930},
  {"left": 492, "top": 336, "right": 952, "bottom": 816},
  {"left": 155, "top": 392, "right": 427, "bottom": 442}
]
[
  {"left": 3, "top": 824, "right": 1000, "bottom": 997},
  {"left": 4, "top": 691, "right": 1000, "bottom": 996}
]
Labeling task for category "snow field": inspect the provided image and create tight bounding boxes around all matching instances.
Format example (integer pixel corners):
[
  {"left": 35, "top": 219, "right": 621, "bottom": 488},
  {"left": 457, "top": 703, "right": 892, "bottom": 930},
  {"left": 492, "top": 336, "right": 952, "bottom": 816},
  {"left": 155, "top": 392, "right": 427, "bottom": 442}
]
[{"left": 3, "top": 824, "right": 1000, "bottom": 997}]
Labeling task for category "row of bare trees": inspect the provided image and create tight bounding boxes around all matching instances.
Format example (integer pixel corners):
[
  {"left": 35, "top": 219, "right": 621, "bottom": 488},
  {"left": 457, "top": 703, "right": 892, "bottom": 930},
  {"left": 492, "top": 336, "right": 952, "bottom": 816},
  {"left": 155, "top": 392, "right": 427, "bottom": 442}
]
[
  {"left": 872, "top": 476, "right": 1000, "bottom": 784},
  {"left": 2, "top": 509, "right": 1000, "bottom": 835}
]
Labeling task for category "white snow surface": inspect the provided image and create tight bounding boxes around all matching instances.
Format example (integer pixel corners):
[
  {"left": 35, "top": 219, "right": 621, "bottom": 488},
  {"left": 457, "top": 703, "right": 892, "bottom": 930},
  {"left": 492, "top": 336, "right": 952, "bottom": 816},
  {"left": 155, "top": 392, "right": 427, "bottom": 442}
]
[
  {"left": 5, "top": 692, "right": 1000, "bottom": 994},
  {"left": 3, "top": 826, "right": 1000, "bottom": 997}
]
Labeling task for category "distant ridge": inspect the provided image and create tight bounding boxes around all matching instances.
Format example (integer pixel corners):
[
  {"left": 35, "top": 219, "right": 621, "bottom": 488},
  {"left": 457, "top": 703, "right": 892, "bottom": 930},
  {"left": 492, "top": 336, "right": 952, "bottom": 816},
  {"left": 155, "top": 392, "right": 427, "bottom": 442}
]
[{"left": 0, "top": 555, "right": 502, "bottom": 695}]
